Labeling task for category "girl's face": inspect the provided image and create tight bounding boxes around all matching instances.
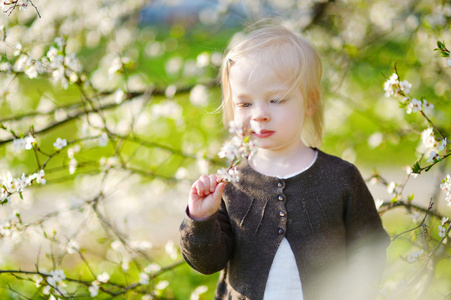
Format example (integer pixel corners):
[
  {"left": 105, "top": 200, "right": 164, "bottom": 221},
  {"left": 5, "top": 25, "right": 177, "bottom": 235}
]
[{"left": 229, "top": 54, "right": 307, "bottom": 154}]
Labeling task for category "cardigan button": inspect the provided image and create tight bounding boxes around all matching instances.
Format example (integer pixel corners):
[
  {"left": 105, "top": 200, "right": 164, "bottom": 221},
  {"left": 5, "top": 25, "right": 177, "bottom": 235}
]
[
  {"left": 277, "top": 182, "right": 283, "bottom": 188},
  {"left": 278, "top": 228, "right": 284, "bottom": 234},
  {"left": 279, "top": 211, "right": 285, "bottom": 217},
  {"left": 278, "top": 195, "right": 284, "bottom": 201}
]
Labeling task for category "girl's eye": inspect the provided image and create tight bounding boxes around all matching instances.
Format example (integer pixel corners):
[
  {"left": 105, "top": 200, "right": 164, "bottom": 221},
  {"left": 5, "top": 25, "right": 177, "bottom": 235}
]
[
  {"left": 236, "top": 102, "right": 251, "bottom": 108},
  {"left": 270, "top": 99, "right": 285, "bottom": 104}
]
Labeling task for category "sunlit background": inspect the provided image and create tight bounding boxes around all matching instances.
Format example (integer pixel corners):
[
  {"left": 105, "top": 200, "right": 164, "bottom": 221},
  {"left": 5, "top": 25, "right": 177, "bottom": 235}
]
[{"left": 0, "top": 0, "right": 450, "bottom": 298}]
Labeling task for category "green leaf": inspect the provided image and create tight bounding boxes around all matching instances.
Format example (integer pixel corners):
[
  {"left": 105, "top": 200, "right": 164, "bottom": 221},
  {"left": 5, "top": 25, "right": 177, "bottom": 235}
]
[
  {"left": 411, "top": 162, "right": 421, "bottom": 174},
  {"left": 19, "top": 192, "right": 23, "bottom": 200},
  {"left": 436, "top": 41, "right": 446, "bottom": 51},
  {"left": 390, "top": 196, "right": 398, "bottom": 203},
  {"left": 407, "top": 194, "right": 415, "bottom": 202}
]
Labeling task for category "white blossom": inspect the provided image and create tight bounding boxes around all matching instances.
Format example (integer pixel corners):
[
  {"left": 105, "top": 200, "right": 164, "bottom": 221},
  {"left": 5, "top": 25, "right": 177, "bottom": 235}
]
[
  {"left": 69, "top": 159, "right": 77, "bottom": 174},
  {"left": 139, "top": 272, "right": 150, "bottom": 285},
  {"left": 406, "top": 98, "right": 422, "bottom": 114},
  {"left": 97, "top": 272, "right": 110, "bottom": 283},
  {"left": 406, "top": 249, "right": 424, "bottom": 263},
  {"left": 196, "top": 52, "right": 210, "bottom": 68},
  {"left": 426, "top": 151, "right": 439, "bottom": 163},
  {"left": 14, "top": 43, "right": 22, "bottom": 56},
  {"left": 218, "top": 137, "right": 241, "bottom": 161},
  {"left": 217, "top": 167, "right": 240, "bottom": 183},
  {"left": 189, "top": 84, "right": 208, "bottom": 106},
  {"left": 422, "top": 99, "right": 434, "bottom": 114},
  {"left": 89, "top": 283, "right": 99, "bottom": 297},
  {"left": 250, "top": 119, "right": 262, "bottom": 134},
  {"left": 13, "top": 138, "right": 26, "bottom": 152},
  {"left": 53, "top": 137, "right": 67, "bottom": 150},
  {"left": 438, "top": 225, "right": 446, "bottom": 238},
  {"left": 43, "top": 285, "right": 51, "bottom": 295},
  {"left": 98, "top": 132, "right": 109, "bottom": 147},
  {"left": 421, "top": 128, "right": 435, "bottom": 149},
  {"left": 65, "top": 239, "right": 79, "bottom": 254},
  {"left": 387, "top": 181, "right": 396, "bottom": 194},
  {"left": 441, "top": 217, "right": 449, "bottom": 226},
  {"left": 440, "top": 175, "right": 451, "bottom": 203},
  {"left": 144, "top": 263, "right": 161, "bottom": 274},
  {"left": 383, "top": 73, "right": 398, "bottom": 97},
  {"left": 35, "top": 170, "right": 46, "bottom": 185},
  {"left": 399, "top": 80, "right": 412, "bottom": 94},
  {"left": 49, "top": 269, "right": 66, "bottom": 284},
  {"left": 19, "top": 0, "right": 28, "bottom": 11},
  {"left": 155, "top": 280, "right": 169, "bottom": 290},
  {"left": 228, "top": 120, "right": 243, "bottom": 135},
  {"left": 67, "top": 145, "right": 81, "bottom": 159},
  {"left": 47, "top": 47, "right": 59, "bottom": 62},
  {"left": 190, "top": 285, "right": 208, "bottom": 300},
  {"left": 165, "top": 240, "right": 178, "bottom": 260},
  {"left": 411, "top": 211, "right": 422, "bottom": 223},
  {"left": 438, "top": 138, "right": 447, "bottom": 151}
]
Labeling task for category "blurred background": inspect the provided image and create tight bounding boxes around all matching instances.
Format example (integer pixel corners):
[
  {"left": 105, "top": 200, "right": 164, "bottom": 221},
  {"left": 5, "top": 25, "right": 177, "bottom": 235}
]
[{"left": 0, "top": 0, "right": 450, "bottom": 298}]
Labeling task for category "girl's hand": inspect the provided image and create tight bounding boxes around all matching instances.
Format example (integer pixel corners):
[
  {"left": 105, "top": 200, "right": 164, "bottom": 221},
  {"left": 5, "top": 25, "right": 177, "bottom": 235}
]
[{"left": 188, "top": 174, "right": 227, "bottom": 220}]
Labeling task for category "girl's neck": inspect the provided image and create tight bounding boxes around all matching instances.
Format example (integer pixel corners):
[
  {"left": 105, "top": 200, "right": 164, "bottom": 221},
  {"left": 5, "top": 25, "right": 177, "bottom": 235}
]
[{"left": 249, "top": 144, "right": 316, "bottom": 178}]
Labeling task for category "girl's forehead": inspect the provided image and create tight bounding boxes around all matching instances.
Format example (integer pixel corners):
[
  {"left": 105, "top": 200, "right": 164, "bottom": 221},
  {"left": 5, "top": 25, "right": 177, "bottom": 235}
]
[{"left": 229, "top": 55, "right": 290, "bottom": 86}]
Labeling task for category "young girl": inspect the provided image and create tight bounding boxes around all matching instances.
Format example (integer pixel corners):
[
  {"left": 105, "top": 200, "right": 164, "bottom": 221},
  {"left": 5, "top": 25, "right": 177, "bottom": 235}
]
[{"left": 180, "top": 24, "right": 390, "bottom": 300}]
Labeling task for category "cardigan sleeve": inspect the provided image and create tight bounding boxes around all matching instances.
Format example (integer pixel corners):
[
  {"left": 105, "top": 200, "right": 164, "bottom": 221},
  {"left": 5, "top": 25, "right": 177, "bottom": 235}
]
[
  {"left": 341, "top": 164, "right": 391, "bottom": 300},
  {"left": 179, "top": 200, "right": 234, "bottom": 275}
]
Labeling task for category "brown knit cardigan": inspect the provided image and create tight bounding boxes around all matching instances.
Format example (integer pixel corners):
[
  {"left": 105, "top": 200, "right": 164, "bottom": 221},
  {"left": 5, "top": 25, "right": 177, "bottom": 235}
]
[{"left": 180, "top": 150, "right": 390, "bottom": 300}]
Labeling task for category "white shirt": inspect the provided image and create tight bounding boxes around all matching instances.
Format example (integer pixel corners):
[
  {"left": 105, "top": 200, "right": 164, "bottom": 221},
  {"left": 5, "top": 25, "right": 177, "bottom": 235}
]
[{"left": 263, "top": 151, "right": 318, "bottom": 300}]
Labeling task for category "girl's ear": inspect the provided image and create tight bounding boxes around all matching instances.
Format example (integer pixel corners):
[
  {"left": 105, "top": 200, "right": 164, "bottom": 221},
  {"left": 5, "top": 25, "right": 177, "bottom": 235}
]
[{"left": 305, "top": 90, "right": 318, "bottom": 116}]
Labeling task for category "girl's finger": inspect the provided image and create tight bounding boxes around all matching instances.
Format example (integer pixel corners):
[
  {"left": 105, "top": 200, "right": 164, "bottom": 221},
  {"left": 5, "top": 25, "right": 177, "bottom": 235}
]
[
  {"left": 209, "top": 175, "right": 217, "bottom": 193},
  {"left": 194, "top": 180, "right": 205, "bottom": 197}
]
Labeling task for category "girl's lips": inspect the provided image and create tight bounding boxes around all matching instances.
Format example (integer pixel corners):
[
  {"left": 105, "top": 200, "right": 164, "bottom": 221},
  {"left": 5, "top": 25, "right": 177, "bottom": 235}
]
[{"left": 253, "top": 130, "right": 274, "bottom": 138}]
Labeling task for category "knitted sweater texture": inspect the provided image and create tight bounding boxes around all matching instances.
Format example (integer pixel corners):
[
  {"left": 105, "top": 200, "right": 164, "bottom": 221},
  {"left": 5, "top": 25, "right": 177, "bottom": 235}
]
[{"left": 180, "top": 150, "right": 390, "bottom": 300}]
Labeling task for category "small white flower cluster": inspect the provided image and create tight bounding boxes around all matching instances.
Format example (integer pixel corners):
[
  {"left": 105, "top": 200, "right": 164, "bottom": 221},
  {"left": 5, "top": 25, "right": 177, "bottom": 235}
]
[
  {"left": 0, "top": 209, "right": 23, "bottom": 241},
  {"left": 218, "top": 136, "right": 242, "bottom": 162},
  {"left": 12, "top": 134, "right": 36, "bottom": 151},
  {"left": 89, "top": 272, "right": 110, "bottom": 297},
  {"left": 383, "top": 73, "right": 435, "bottom": 116},
  {"left": 217, "top": 167, "right": 240, "bottom": 183},
  {"left": 440, "top": 175, "right": 451, "bottom": 206},
  {"left": 421, "top": 128, "right": 448, "bottom": 163},
  {"left": 47, "top": 39, "right": 81, "bottom": 89},
  {"left": 383, "top": 73, "right": 412, "bottom": 98},
  {"left": 217, "top": 121, "right": 259, "bottom": 183},
  {"left": 108, "top": 56, "right": 131, "bottom": 75},
  {"left": 438, "top": 217, "right": 449, "bottom": 239},
  {"left": 410, "top": 211, "right": 422, "bottom": 223},
  {"left": 406, "top": 98, "right": 434, "bottom": 114},
  {"left": 406, "top": 249, "right": 424, "bottom": 263},
  {"left": 190, "top": 285, "right": 208, "bottom": 300},
  {"left": 13, "top": 42, "right": 44, "bottom": 79},
  {"left": 68, "top": 145, "right": 80, "bottom": 175},
  {"left": 150, "top": 100, "right": 184, "bottom": 127},
  {"left": 13, "top": 37, "right": 81, "bottom": 88},
  {"left": 53, "top": 137, "right": 67, "bottom": 150},
  {"left": 42, "top": 269, "right": 67, "bottom": 297},
  {"left": 0, "top": 170, "right": 45, "bottom": 203},
  {"left": 61, "top": 239, "right": 79, "bottom": 254},
  {"left": 165, "top": 240, "right": 178, "bottom": 260}
]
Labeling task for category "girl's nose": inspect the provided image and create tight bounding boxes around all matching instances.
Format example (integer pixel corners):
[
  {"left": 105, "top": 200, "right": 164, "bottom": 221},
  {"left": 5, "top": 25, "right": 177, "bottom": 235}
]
[{"left": 252, "top": 105, "right": 270, "bottom": 122}]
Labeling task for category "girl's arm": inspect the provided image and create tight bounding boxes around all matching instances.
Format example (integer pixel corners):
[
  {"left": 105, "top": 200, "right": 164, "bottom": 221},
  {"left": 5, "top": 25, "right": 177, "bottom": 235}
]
[{"left": 179, "top": 175, "right": 233, "bottom": 275}]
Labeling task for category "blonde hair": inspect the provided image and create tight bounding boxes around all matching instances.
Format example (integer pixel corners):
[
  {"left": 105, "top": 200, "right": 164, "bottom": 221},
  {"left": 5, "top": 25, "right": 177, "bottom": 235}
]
[{"left": 219, "top": 23, "right": 324, "bottom": 148}]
